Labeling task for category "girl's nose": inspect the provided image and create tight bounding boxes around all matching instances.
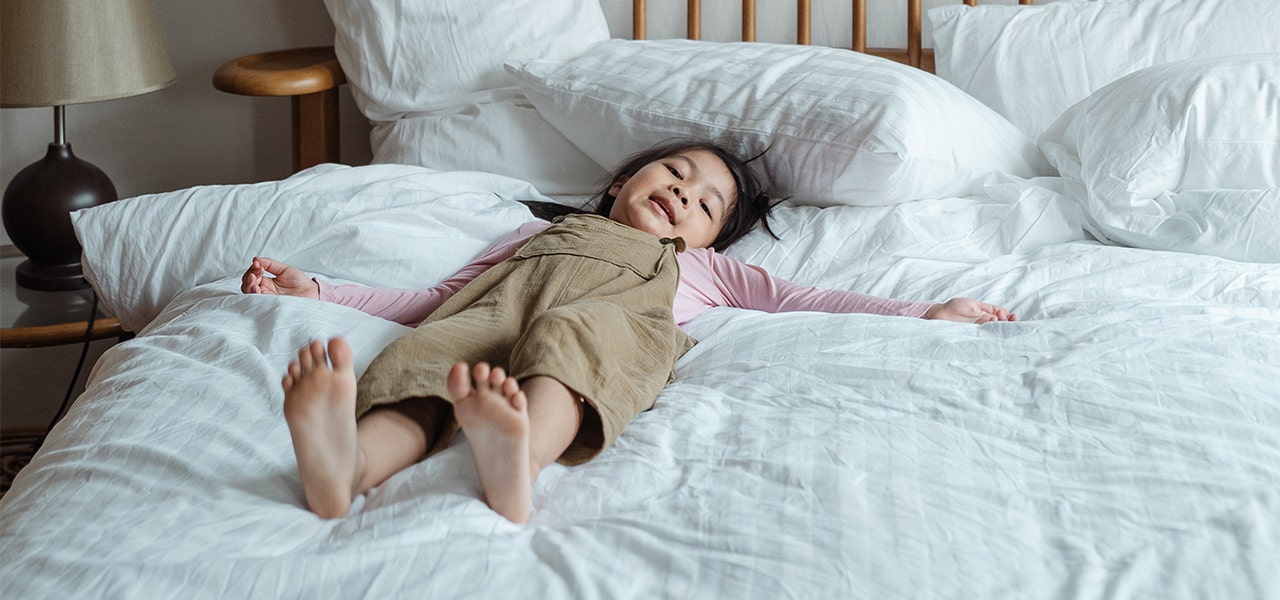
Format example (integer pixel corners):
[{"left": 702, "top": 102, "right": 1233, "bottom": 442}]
[{"left": 673, "top": 186, "right": 687, "bottom": 204}]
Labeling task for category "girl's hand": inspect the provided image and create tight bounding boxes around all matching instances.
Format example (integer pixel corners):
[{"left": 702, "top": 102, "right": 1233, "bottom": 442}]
[
  {"left": 922, "top": 298, "right": 1016, "bottom": 324},
  {"left": 241, "top": 257, "right": 319, "bottom": 299}
]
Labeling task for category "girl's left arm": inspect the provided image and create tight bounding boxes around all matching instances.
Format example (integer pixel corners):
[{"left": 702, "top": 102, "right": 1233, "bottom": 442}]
[
  {"left": 707, "top": 252, "right": 1015, "bottom": 323},
  {"left": 921, "top": 298, "right": 1016, "bottom": 324}
]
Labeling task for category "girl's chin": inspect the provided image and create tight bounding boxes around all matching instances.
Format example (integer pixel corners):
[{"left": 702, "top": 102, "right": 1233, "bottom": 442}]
[
  {"left": 632, "top": 224, "right": 666, "bottom": 238},
  {"left": 627, "top": 214, "right": 669, "bottom": 237}
]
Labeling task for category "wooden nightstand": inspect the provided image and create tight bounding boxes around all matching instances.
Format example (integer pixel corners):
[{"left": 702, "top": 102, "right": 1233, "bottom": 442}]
[
  {"left": 0, "top": 249, "right": 127, "bottom": 348},
  {"left": 213, "top": 46, "right": 347, "bottom": 173},
  {"left": 2, "top": 247, "right": 129, "bottom": 487}
]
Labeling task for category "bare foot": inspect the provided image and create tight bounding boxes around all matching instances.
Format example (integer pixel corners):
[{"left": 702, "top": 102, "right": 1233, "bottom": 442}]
[
  {"left": 448, "top": 362, "right": 532, "bottom": 523},
  {"left": 282, "top": 338, "right": 358, "bottom": 519}
]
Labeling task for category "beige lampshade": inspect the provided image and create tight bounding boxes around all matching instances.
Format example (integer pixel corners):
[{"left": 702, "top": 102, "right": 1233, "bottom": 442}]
[{"left": 1, "top": 0, "right": 176, "bottom": 108}]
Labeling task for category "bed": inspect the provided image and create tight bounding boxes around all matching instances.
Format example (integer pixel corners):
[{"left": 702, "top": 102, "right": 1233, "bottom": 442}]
[{"left": 3, "top": 0, "right": 1279, "bottom": 597}]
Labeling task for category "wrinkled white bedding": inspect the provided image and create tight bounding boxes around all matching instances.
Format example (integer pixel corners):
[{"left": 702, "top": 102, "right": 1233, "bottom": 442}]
[{"left": 3, "top": 166, "right": 1278, "bottom": 598}]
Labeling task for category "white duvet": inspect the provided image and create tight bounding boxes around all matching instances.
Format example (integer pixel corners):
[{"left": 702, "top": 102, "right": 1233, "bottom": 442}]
[{"left": 3, "top": 165, "right": 1278, "bottom": 598}]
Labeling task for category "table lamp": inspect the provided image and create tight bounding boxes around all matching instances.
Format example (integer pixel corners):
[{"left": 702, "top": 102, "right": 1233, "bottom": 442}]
[{"left": 1, "top": 0, "right": 175, "bottom": 291}]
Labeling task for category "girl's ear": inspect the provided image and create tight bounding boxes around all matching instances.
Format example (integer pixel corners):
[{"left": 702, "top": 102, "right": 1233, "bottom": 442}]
[{"left": 608, "top": 176, "right": 629, "bottom": 196}]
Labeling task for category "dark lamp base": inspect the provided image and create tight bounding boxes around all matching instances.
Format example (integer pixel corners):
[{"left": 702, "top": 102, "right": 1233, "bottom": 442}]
[
  {"left": 2, "top": 141, "right": 117, "bottom": 291},
  {"left": 14, "top": 259, "right": 90, "bottom": 291}
]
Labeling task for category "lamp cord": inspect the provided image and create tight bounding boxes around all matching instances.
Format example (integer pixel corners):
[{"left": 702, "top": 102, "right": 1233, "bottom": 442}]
[{"left": 33, "top": 290, "right": 99, "bottom": 454}]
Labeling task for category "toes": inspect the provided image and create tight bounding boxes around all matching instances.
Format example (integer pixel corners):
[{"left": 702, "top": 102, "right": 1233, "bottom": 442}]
[
  {"left": 510, "top": 390, "right": 527, "bottom": 413},
  {"left": 327, "top": 338, "right": 353, "bottom": 371},
  {"left": 298, "top": 340, "right": 324, "bottom": 371},
  {"left": 295, "top": 348, "right": 312, "bottom": 371},
  {"left": 471, "top": 363, "right": 492, "bottom": 390},
  {"left": 288, "top": 360, "right": 303, "bottom": 381},
  {"left": 282, "top": 374, "right": 295, "bottom": 391},
  {"left": 310, "top": 339, "right": 328, "bottom": 365},
  {"left": 447, "top": 363, "right": 472, "bottom": 400},
  {"left": 500, "top": 376, "right": 519, "bottom": 398},
  {"left": 488, "top": 366, "right": 507, "bottom": 389}
]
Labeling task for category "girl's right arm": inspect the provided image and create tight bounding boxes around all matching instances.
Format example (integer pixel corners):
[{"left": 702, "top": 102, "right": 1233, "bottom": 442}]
[
  {"left": 241, "top": 256, "right": 450, "bottom": 325},
  {"left": 241, "top": 257, "right": 319, "bottom": 299},
  {"left": 240, "top": 221, "right": 548, "bottom": 326}
]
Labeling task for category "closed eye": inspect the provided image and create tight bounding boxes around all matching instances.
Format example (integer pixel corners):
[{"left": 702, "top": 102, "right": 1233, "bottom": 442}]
[
  {"left": 701, "top": 202, "right": 712, "bottom": 217},
  {"left": 667, "top": 165, "right": 683, "bottom": 179}
]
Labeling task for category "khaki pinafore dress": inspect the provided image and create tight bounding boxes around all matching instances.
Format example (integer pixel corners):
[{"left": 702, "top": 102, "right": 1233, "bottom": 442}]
[{"left": 355, "top": 214, "right": 696, "bottom": 464}]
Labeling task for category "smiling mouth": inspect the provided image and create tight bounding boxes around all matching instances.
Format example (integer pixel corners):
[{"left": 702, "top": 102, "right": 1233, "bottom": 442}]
[{"left": 651, "top": 198, "right": 675, "bottom": 224}]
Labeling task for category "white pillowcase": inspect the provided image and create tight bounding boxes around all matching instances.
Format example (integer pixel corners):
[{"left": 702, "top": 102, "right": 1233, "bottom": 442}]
[
  {"left": 1039, "top": 54, "right": 1280, "bottom": 263},
  {"left": 370, "top": 93, "right": 609, "bottom": 196},
  {"left": 321, "top": 0, "right": 610, "bottom": 194},
  {"left": 323, "top": 0, "right": 608, "bottom": 120},
  {"left": 508, "top": 39, "right": 1050, "bottom": 207},
  {"left": 930, "top": 0, "right": 1280, "bottom": 141},
  {"left": 71, "top": 165, "right": 543, "bottom": 333}
]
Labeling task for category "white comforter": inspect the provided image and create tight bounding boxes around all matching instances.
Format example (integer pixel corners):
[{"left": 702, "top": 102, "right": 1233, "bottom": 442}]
[{"left": 2, "top": 165, "right": 1277, "bottom": 598}]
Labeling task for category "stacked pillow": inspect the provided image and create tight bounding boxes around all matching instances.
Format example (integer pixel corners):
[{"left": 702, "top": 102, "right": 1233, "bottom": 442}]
[
  {"left": 1039, "top": 55, "right": 1280, "bottom": 262},
  {"left": 322, "top": 0, "right": 611, "bottom": 195},
  {"left": 325, "top": 0, "right": 1055, "bottom": 206},
  {"left": 509, "top": 39, "right": 1050, "bottom": 207},
  {"left": 930, "top": 0, "right": 1280, "bottom": 141},
  {"left": 931, "top": 0, "right": 1280, "bottom": 261}
]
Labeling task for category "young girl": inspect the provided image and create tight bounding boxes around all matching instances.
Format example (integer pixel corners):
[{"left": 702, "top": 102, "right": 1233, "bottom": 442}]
[{"left": 242, "top": 140, "right": 1016, "bottom": 523}]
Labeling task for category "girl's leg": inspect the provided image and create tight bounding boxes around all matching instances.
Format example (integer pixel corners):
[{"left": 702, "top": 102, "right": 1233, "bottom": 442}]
[
  {"left": 521, "top": 375, "right": 586, "bottom": 478},
  {"left": 351, "top": 400, "right": 444, "bottom": 494},
  {"left": 448, "top": 363, "right": 582, "bottom": 523},
  {"left": 283, "top": 339, "right": 443, "bottom": 519}
]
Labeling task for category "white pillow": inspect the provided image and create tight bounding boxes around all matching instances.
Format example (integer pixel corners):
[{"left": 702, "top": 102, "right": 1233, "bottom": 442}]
[
  {"left": 370, "top": 93, "right": 609, "bottom": 196},
  {"left": 323, "top": 0, "right": 608, "bottom": 120},
  {"left": 930, "top": 0, "right": 1280, "bottom": 141},
  {"left": 1038, "top": 54, "right": 1280, "bottom": 263},
  {"left": 71, "top": 165, "right": 543, "bottom": 333},
  {"left": 507, "top": 39, "right": 1050, "bottom": 207},
  {"left": 321, "top": 0, "right": 611, "bottom": 194}
]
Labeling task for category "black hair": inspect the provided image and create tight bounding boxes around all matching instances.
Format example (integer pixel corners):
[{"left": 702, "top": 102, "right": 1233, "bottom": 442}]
[{"left": 590, "top": 138, "right": 779, "bottom": 252}]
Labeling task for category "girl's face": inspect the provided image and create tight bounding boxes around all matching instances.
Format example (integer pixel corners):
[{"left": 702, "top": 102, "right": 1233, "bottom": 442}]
[{"left": 607, "top": 149, "right": 736, "bottom": 250}]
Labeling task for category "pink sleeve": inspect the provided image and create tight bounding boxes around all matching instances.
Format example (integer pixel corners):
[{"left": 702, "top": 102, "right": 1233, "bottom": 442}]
[
  {"left": 317, "top": 221, "right": 548, "bottom": 326},
  {"left": 707, "top": 251, "right": 937, "bottom": 318}
]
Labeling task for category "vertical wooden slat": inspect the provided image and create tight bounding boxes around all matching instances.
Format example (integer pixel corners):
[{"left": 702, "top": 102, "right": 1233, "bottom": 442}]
[
  {"left": 688, "top": 0, "right": 701, "bottom": 40},
  {"left": 907, "top": 0, "right": 922, "bottom": 68},
  {"left": 743, "top": 0, "right": 756, "bottom": 42},
  {"left": 1020, "top": 0, "right": 1034, "bottom": 4},
  {"left": 633, "top": 0, "right": 647, "bottom": 40},
  {"left": 798, "top": 0, "right": 811, "bottom": 45},
  {"left": 852, "top": 0, "right": 866, "bottom": 52},
  {"left": 964, "top": 0, "right": 977, "bottom": 6}
]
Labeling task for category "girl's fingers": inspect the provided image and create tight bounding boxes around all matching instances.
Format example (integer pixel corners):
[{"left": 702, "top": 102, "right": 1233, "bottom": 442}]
[{"left": 259, "top": 257, "right": 287, "bottom": 277}]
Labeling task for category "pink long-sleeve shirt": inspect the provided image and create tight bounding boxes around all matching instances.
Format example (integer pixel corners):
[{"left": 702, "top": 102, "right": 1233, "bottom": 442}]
[{"left": 319, "top": 221, "right": 936, "bottom": 328}]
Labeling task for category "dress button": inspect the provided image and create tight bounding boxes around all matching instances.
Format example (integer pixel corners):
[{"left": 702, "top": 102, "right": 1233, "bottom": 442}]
[{"left": 659, "top": 237, "right": 687, "bottom": 252}]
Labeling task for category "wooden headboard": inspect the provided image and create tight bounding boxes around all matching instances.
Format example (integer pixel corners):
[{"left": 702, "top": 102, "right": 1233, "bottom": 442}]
[
  {"left": 633, "top": 0, "right": 1033, "bottom": 72},
  {"left": 214, "top": 0, "right": 1035, "bottom": 172}
]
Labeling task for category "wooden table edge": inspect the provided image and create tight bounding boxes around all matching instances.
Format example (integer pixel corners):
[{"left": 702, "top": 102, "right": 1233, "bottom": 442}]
[{"left": 1, "top": 317, "right": 126, "bottom": 349}]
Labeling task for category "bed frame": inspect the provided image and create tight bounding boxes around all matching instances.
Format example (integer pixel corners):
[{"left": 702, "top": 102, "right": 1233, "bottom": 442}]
[{"left": 213, "top": 0, "right": 1033, "bottom": 173}]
